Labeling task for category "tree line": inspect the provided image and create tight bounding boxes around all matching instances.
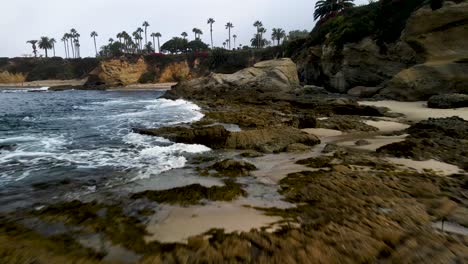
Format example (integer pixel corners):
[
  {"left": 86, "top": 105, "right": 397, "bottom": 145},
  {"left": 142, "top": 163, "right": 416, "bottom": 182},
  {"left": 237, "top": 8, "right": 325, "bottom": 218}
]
[{"left": 27, "top": 1, "right": 349, "bottom": 59}]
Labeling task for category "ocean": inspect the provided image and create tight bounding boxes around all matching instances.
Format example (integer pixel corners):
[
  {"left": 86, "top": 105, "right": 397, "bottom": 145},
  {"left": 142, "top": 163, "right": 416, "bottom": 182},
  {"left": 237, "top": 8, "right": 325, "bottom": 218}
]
[{"left": 0, "top": 88, "right": 211, "bottom": 210}]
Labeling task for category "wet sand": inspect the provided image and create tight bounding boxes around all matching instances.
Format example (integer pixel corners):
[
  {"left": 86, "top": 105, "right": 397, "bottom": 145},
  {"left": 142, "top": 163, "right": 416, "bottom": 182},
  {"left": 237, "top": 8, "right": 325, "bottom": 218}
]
[{"left": 360, "top": 100, "right": 468, "bottom": 121}]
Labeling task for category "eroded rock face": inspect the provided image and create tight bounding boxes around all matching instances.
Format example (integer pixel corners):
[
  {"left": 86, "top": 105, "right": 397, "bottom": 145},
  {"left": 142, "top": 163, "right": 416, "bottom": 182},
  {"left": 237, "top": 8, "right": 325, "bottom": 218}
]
[
  {"left": 378, "top": 2, "right": 468, "bottom": 100},
  {"left": 86, "top": 58, "right": 148, "bottom": 87},
  {"left": 295, "top": 38, "right": 420, "bottom": 93},
  {"left": 428, "top": 94, "right": 468, "bottom": 109},
  {"left": 163, "top": 58, "right": 300, "bottom": 100}
]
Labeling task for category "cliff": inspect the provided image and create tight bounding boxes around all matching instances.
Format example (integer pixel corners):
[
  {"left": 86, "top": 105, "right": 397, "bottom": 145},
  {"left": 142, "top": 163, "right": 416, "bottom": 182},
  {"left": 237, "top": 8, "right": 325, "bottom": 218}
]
[{"left": 292, "top": 0, "right": 468, "bottom": 100}]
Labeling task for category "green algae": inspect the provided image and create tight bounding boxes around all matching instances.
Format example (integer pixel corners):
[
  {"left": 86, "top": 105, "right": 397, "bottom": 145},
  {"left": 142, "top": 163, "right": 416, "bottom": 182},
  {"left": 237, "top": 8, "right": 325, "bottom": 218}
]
[{"left": 131, "top": 180, "right": 246, "bottom": 205}]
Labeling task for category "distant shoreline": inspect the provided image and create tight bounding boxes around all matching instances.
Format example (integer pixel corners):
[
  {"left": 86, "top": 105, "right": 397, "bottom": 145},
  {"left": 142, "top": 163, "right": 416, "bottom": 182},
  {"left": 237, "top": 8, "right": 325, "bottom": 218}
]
[{"left": 0, "top": 79, "right": 176, "bottom": 91}]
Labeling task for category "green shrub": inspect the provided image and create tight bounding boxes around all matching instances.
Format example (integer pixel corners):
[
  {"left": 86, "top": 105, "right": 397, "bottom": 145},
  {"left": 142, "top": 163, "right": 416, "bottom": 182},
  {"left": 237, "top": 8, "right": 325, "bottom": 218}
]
[{"left": 138, "top": 72, "right": 156, "bottom": 83}]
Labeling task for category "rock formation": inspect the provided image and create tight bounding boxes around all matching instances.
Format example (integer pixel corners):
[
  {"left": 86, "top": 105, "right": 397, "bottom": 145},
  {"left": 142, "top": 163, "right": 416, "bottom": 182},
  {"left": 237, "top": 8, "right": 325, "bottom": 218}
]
[{"left": 163, "top": 58, "right": 300, "bottom": 100}]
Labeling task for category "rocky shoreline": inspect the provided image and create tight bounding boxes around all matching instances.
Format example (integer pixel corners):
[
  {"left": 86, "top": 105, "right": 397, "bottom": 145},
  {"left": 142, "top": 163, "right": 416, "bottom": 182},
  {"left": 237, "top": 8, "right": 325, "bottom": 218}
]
[{"left": 2, "top": 59, "right": 468, "bottom": 263}]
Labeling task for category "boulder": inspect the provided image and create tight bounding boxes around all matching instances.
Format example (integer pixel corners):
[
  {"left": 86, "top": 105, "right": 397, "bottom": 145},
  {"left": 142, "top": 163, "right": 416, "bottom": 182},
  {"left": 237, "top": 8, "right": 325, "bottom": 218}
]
[
  {"left": 286, "top": 143, "right": 313, "bottom": 152},
  {"left": 427, "top": 94, "right": 468, "bottom": 109},
  {"left": 347, "top": 86, "right": 382, "bottom": 98},
  {"left": 163, "top": 58, "right": 300, "bottom": 100}
]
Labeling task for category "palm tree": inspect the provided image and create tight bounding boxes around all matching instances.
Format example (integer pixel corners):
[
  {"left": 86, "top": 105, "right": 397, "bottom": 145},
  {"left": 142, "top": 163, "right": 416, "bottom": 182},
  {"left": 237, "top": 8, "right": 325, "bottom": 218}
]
[
  {"left": 192, "top": 28, "right": 198, "bottom": 40},
  {"left": 155, "top": 32, "right": 162, "bottom": 52},
  {"left": 27, "top": 40, "right": 38, "bottom": 57},
  {"left": 225, "top": 22, "right": 234, "bottom": 50},
  {"left": 222, "top": 41, "right": 226, "bottom": 49},
  {"left": 143, "top": 21, "right": 150, "bottom": 45},
  {"left": 50, "top": 38, "right": 56, "bottom": 57},
  {"left": 314, "top": 0, "right": 355, "bottom": 21},
  {"left": 271, "top": 28, "right": 286, "bottom": 46},
  {"left": 90, "top": 31, "right": 98, "bottom": 56},
  {"left": 38, "top": 37, "right": 52, "bottom": 58},
  {"left": 253, "top": 21, "right": 263, "bottom": 48},
  {"left": 137, "top": 28, "right": 144, "bottom": 50},
  {"left": 65, "top": 33, "right": 72, "bottom": 58},
  {"left": 260, "top": 27, "right": 267, "bottom": 47},
  {"left": 181, "top": 32, "right": 188, "bottom": 39},
  {"left": 109, "top": 38, "right": 114, "bottom": 44},
  {"left": 207, "top": 18, "right": 215, "bottom": 48},
  {"left": 150, "top": 33, "right": 157, "bottom": 51},
  {"left": 233, "top": 34, "right": 237, "bottom": 49},
  {"left": 61, "top": 36, "right": 68, "bottom": 58}
]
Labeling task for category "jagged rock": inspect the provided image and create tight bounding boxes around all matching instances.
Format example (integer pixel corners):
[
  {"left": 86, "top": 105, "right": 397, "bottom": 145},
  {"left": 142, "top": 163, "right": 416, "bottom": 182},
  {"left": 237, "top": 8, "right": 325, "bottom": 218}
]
[
  {"left": 163, "top": 58, "right": 300, "bottom": 101},
  {"left": 133, "top": 125, "right": 230, "bottom": 149},
  {"left": 318, "top": 116, "right": 379, "bottom": 132},
  {"left": 427, "top": 94, "right": 468, "bottom": 109}
]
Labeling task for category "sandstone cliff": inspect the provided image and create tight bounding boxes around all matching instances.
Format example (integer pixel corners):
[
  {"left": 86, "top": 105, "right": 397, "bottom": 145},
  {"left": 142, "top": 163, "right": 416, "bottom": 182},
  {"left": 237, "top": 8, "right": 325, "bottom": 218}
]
[
  {"left": 379, "top": 1, "right": 468, "bottom": 100},
  {"left": 294, "top": 1, "right": 468, "bottom": 100}
]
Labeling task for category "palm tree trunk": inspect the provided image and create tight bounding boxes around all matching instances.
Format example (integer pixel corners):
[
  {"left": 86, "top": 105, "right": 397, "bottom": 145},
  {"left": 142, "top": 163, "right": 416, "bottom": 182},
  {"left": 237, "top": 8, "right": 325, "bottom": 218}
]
[
  {"left": 44, "top": 49, "right": 48, "bottom": 58},
  {"left": 228, "top": 28, "right": 231, "bottom": 50},
  {"left": 157, "top": 37, "right": 160, "bottom": 53},
  {"left": 257, "top": 27, "right": 260, "bottom": 48},
  {"left": 70, "top": 40, "right": 75, "bottom": 58},
  {"left": 210, "top": 25, "right": 214, "bottom": 49},
  {"left": 52, "top": 44, "right": 56, "bottom": 57},
  {"left": 152, "top": 36, "right": 156, "bottom": 52},
  {"left": 94, "top": 37, "right": 98, "bottom": 56},
  {"left": 145, "top": 28, "right": 148, "bottom": 45}
]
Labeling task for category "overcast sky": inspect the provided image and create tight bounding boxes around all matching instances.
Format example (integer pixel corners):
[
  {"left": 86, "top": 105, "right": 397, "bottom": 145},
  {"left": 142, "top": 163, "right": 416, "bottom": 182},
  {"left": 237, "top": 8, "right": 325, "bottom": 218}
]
[{"left": 1, "top": 0, "right": 368, "bottom": 58}]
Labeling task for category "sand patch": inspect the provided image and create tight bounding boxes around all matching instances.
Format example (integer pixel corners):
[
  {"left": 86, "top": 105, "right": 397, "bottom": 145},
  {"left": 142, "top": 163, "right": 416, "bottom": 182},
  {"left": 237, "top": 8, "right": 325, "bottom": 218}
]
[
  {"left": 302, "top": 128, "right": 343, "bottom": 138},
  {"left": 359, "top": 101, "right": 468, "bottom": 121},
  {"left": 364, "top": 120, "right": 410, "bottom": 133},
  {"left": 387, "top": 158, "right": 463, "bottom": 176},
  {"left": 145, "top": 202, "right": 281, "bottom": 243}
]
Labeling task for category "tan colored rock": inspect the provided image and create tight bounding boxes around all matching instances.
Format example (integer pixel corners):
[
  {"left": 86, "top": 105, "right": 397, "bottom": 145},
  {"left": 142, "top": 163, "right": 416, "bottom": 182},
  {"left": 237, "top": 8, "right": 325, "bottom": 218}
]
[
  {"left": 164, "top": 58, "right": 300, "bottom": 100},
  {"left": 379, "top": 2, "right": 468, "bottom": 101},
  {"left": 87, "top": 58, "right": 148, "bottom": 86},
  {"left": 158, "top": 61, "right": 191, "bottom": 83}
]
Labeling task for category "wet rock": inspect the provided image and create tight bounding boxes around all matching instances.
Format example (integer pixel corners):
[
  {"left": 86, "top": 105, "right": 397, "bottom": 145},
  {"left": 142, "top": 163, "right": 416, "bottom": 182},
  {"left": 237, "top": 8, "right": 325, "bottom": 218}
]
[
  {"left": 355, "top": 139, "right": 371, "bottom": 146},
  {"left": 378, "top": 117, "right": 468, "bottom": 169},
  {"left": 226, "top": 127, "right": 320, "bottom": 153},
  {"left": 318, "top": 115, "right": 379, "bottom": 132},
  {"left": 296, "top": 156, "right": 334, "bottom": 168},
  {"left": 0, "top": 143, "right": 17, "bottom": 152},
  {"left": 286, "top": 143, "right": 313, "bottom": 153},
  {"left": 209, "top": 159, "right": 257, "bottom": 177},
  {"left": 131, "top": 180, "right": 246, "bottom": 205},
  {"left": 240, "top": 150, "right": 264, "bottom": 158},
  {"left": 427, "top": 94, "right": 468, "bottom": 109},
  {"left": 133, "top": 125, "right": 229, "bottom": 149}
]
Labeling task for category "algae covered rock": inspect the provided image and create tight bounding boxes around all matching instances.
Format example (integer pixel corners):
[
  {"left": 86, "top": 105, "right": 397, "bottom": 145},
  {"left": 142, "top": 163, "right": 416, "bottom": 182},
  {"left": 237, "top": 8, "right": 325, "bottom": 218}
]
[
  {"left": 131, "top": 180, "right": 246, "bottom": 205},
  {"left": 209, "top": 159, "right": 257, "bottom": 177},
  {"left": 225, "top": 127, "right": 320, "bottom": 153},
  {"left": 133, "top": 125, "right": 229, "bottom": 149},
  {"left": 427, "top": 94, "right": 468, "bottom": 109}
]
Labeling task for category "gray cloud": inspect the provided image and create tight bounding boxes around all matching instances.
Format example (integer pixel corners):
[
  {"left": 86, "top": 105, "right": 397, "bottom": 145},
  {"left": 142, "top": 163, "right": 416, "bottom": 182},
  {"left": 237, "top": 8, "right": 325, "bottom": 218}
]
[{"left": 1, "top": 0, "right": 368, "bottom": 57}]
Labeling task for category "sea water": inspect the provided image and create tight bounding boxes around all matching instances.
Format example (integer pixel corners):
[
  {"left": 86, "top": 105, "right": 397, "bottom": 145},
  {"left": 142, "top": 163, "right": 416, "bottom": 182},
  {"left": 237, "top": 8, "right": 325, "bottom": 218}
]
[{"left": 0, "top": 88, "right": 209, "bottom": 210}]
